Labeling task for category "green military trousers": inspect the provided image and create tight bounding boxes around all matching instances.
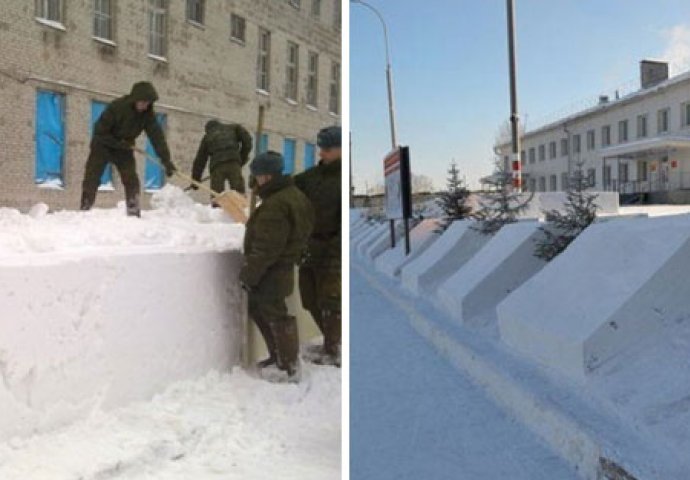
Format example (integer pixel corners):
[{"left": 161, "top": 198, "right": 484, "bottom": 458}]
[
  {"left": 211, "top": 162, "right": 246, "bottom": 194},
  {"left": 81, "top": 145, "right": 141, "bottom": 216}
]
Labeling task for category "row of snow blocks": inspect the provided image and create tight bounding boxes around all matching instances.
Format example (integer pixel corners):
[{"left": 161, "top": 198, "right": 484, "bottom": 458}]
[
  {"left": 498, "top": 214, "right": 690, "bottom": 381},
  {"left": 353, "top": 222, "right": 388, "bottom": 257},
  {"left": 401, "top": 220, "right": 490, "bottom": 296},
  {"left": 374, "top": 218, "right": 442, "bottom": 278},
  {"left": 436, "top": 220, "right": 548, "bottom": 328},
  {"left": 362, "top": 220, "right": 407, "bottom": 260},
  {"left": 0, "top": 250, "right": 245, "bottom": 441}
]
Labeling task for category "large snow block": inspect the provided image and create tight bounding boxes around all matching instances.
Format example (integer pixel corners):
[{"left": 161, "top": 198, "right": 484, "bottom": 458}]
[
  {"left": 353, "top": 222, "right": 388, "bottom": 257},
  {"left": 436, "top": 221, "right": 547, "bottom": 326},
  {"left": 374, "top": 218, "right": 441, "bottom": 278},
  {"left": 0, "top": 250, "right": 244, "bottom": 441},
  {"left": 400, "top": 220, "right": 490, "bottom": 296},
  {"left": 498, "top": 214, "right": 690, "bottom": 381},
  {"left": 361, "top": 221, "right": 405, "bottom": 260}
]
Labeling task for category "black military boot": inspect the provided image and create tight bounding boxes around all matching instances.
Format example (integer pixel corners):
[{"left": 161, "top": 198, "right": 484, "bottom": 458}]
[
  {"left": 126, "top": 193, "right": 141, "bottom": 217},
  {"left": 80, "top": 191, "right": 95, "bottom": 211},
  {"left": 314, "top": 309, "right": 341, "bottom": 368},
  {"left": 254, "top": 315, "right": 277, "bottom": 369},
  {"left": 269, "top": 316, "right": 301, "bottom": 383}
]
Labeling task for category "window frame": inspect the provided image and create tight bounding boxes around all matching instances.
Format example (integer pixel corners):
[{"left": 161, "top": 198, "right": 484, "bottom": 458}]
[
  {"left": 256, "top": 28, "right": 272, "bottom": 92},
  {"left": 148, "top": 0, "right": 167, "bottom": 59}
]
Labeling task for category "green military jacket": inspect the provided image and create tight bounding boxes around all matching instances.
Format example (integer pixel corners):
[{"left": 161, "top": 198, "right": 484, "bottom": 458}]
[
  {"left": 294, "top": 159, "right": 341, "bottom": 267},
  {"left": 91, "top": 82, "right": 171, "bottom": 165},
  {"left": 241, "top": 176, "right": 315, "bottom": 287},
  {"left": 191, "top": 123, "right": 253, "bottom": 181}
]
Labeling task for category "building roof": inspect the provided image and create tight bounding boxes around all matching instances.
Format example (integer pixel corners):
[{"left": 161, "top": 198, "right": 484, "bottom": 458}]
[
  {"left": 502, "top": 68, "right": 690, "bottom": 146},
  {"left": 600, "top": 135, "right": 690, "bottom": 159}
]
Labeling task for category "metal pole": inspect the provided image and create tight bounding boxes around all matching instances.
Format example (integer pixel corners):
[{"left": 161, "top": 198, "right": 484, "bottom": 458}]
[{"left": 506, "top": 0, "right": 521, "bottom": 192}]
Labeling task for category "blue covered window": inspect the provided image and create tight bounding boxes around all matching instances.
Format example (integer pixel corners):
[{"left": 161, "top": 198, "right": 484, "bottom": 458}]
[
  {"left": 35, "top": 90, "right": 65, "bottom": 187},
  {"left": 304, "top": 142, "right": 316, "bottom": 170},
  {"left": 145, "top": 113, "right": 167, "bottom": 190},
  {"left": 283, "top": 138, "right": 296, "bottom": 175}
]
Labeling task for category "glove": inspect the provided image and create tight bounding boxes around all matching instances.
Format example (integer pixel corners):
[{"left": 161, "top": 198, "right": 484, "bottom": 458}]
[
  {"left": 163, "top": 161, "right": 177, "bottom": 178},
  {"left": 188, "top": 183, "right": 199, "bottom": 191},
  {"left": 120, "top": 139, "right": 135, "bottom": 150}
]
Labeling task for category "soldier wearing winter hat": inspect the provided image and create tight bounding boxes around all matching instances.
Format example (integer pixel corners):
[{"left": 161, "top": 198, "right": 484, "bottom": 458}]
[
  {"left": 295, "top": 126, "right": 342, "bottom": 367},
  {"left": 240, "top": 151, "right": 314, "bottom": 382}
]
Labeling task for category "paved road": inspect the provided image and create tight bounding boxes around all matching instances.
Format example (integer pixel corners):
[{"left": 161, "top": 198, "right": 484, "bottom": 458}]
[{"left": 350, "top": 266, "right": 579, "bottom": 480}]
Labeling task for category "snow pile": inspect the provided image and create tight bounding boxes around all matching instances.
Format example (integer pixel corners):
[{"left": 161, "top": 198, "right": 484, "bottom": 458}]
[
  {"left": 498, "top": 214, "right": 690, "bottom": 380},
  {"left": 374, "top": 218, "right": 441, "bottom": 278},
  {"left": 436, "top": 220, "right": 547, "bottom": 330},
  {"left": 400, "top": 220, "right": 490, "bottom": 295},
  {"left": 0, "top": 185, "right": 244, "bottom": 260},
  {"left": 0, "top": 366, "right": 341, "bottom": 480}
]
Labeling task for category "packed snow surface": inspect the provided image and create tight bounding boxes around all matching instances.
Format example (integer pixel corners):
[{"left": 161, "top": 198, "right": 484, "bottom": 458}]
[
  {"left": 0, "top": 185, "right": 244, "bottom": 261},
  {"left": 0, "top": 366, "right": 341, "bottom": 479}
]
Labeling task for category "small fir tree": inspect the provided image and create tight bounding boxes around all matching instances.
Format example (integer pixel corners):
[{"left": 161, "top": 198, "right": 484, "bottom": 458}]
[
  {"left": 473, "top": 159, "right": 533, "bottom": 236},
  {"left": 534, "top": 165, "right": 599, "bottom": 261},
  {"left": 436, "top": 161, "right": 472, "bottom": 231}
]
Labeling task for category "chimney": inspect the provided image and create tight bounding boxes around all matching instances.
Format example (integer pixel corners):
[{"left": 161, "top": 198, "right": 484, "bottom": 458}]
[
  {"left": 640, "top": 60, "right": 669, "bottom": 89},
  {"left": 599, "top": 95, "right": 609, "bottom": 105}
]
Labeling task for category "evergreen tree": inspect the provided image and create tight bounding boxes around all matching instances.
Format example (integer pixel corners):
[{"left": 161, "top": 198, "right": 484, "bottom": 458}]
[
  {"left": 473, "top": 159, "right": 533, "bottom": 236},
  {"left": 436, "top": 160, "right": 472, "bottom": 231},
  {"left": 534, "top": 165, "right": 599, "bottom": 261}
]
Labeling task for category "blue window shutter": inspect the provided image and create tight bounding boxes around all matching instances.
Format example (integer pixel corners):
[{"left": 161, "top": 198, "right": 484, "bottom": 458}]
[
  {"left": 258, "top": 133, "right": 269, "bottom": 154},
  {"left": 304, "top": 142, "right": 316, "bottom": 170},
  {"left": 90, "top": 101, "right": 112, "bottom": 186},
  {"left": 35, "top": 90, "right": 65, "bottom": 185},
  {"left": 145, "top": 113, "right": 166, "bottom": 190},
  {"left": 283, "top": 138, "right": 296, "bottom": 175}
]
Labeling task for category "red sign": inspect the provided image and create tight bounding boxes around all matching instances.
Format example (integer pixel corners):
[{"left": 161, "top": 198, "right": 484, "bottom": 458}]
[
  {"left": 384, "top": 149, "right": 400, "bottom": 176},
  {"left": 671, "top": 160, "right": 678, "bottom": 169}
]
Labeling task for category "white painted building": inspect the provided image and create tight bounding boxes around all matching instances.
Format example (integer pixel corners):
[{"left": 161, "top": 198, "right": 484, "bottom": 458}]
[{"left": 499, "top": 61, "right": 690, "bottom": 203}]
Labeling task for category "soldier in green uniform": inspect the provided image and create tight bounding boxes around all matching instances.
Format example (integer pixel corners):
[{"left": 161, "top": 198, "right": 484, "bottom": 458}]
[
  {"left": 190, "top": 120, "right": 253, "bottom": 195},
  {"left": 240, "top": 151, "right": 314, "bottom": 382},
  {"left": 295, "top": 126, "right": 342, "bottom": 366},
  {"left": 81, "top": 81, "right": 176, "bottom": 217}
]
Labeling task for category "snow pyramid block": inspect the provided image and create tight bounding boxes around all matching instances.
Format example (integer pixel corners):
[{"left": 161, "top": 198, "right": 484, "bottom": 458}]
[
  {"left": 362, "top": 221, "right": 406, "bottom": 260},
  {"left": 436, "top": 220, "right": 547, "bottom": 327},
  {"left": 353, "top": 222, "right": 388, "bottom": 257},
  {"left": 498, "top": 214, "right": 690, "bottom": 381},
  {"left": 400, "top": 220, "right": 490, "bottom": 296},
  {"left": 374, "top": 218, "right": 441, "bottom": 278}
]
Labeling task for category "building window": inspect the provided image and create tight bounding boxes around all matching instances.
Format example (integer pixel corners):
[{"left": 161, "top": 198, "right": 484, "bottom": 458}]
[
  {"left": 148, "top": 0, "right": 167, "bottom": 58},
  {"left": 539, "top": 177, "right": 546, "bottom": 192},
  {"left": 603, "top": 165, "right": 612, "bottom": 189},
  {"left": 560, "top": 138, "right": 569, "bottom": 157},
  {"left": 587, "top": 168, "right": 596, "bottom": 187},
  {"left": 549, "top": 141, "right": 557, "bottom": 159},
  {"left": 587, "top": 129, "right": 595, "bottom": 150},
  {"left": 36, "top": 0, "right": 62, "bottom": 23},
  {"left": 283, "top": 138, "right": 296, "bottom": 174},
  {"left": 550, "top": 175, "right": 557, "bottom": 192},
  {"left": 529, "top": 178, "right": 537, "bottom": 192},
  {"left": 528, "top": 147, "right": 535, "bottom": 164},
  {"left": 286, "top": 42, "right": 299, "bottom": 101},
  {"left": 304, "top": 143, "right": 316, "bottom": 170},
  {"left": 601, "top": 125, "right": 611, "bottom": 147},
  {"left": 561, "top": 172, "right": 569, "bottom": 191},
  {"left": 257, "top": 28, "right": 271, "bottom": 92},
  {"left": 35, "top": 90, "right": 65, "bottom": 187},
  {"left": 636, "top": 114, "right": 648, "bottom": 138},
  {"left": 333, "top": 0, "right": 341, "bottom": 29},
  {"left": 618, "top": 120, "right": 628, "bottom": 143},
  {"left": 230, "top": 14, "right": 246, "bottom": 44},
  {"left": 520, "top": 149, "right": 526, "bottom": 165},
  {"left": 91, "top": 101, "right": 113, "bottom": 188},
  {"left": 186, "top": 0, "right": 204, "bottom": 25},
  {"left": 619, "top": 163, "right": 629, "bottom": 183},
  {"left": 638, "top": 161, "right": 648, "bottom": 181},
  {"left": 311, "top": 0, "right": 321, "bottom": 17},
  {"left": 658, "top": 108, "right": 670, "bottom": 133},
  {"left": 329, "top": 61, "right": 340, "bottom": 114},
  {"left": 573, "top": 134, "right": 581, "bottom": 154},
  {"left": 538, "top": 144, "right": 545, "bottom": 161},
  {"left": 288, "top": 0, "right": 301, "bottom": 8},
  {"left": 682, "top": 102, "right": 690, "bottom": 127},
  {"left": 306, "top": 52, "right": 319, "bottom": 107},
  {"left": 145, "top": 113, "right": 167, "bottom": 190},
  {"left": 93, "top": 0, "right": 113, "bottom": 40}
]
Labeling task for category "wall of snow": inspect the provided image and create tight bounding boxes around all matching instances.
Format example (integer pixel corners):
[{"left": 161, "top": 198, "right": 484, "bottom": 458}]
[
  {"left": 0, "top": 250, "right": 244, "bottom": 441},
  {"left": 436, "top": 221, "right": 547, "bottom": 328},
  {"left": 374, "top": 218, "right": 441, "bottom": 278},
  {"left": 400, "top": 220, "right": 489, "bottom": 296},
  {"left": 498, "top": 214, "right": 690, "bottom": 381}
]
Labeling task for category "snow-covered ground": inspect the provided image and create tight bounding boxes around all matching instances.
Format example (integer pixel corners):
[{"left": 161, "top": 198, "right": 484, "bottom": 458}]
[
  {"left": 0, "top": 366, "right": 341, "bottom": 479},
  {"left": 350, "top": 266, "right": 578, "bottom": 479}
]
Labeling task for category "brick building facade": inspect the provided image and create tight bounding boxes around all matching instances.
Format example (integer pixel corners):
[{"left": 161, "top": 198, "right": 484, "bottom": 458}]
[{"left": 0, "top": 0, "right": 341, "bottom": 210}]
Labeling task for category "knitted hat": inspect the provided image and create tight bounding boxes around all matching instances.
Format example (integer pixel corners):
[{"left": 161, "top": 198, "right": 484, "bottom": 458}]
[
  {"left": 317, "top": 126, "right": 342, "bottom": 148},
  {"left": 250, "top": 150, "right": 284, "bottom": 176}
]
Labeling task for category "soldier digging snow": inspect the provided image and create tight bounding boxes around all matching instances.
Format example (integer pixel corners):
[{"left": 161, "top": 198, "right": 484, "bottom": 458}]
[
  {"left": 295, "top": 126, "right": 342, "bottom": 367},
  {"left": 80, "top": 81, "right": 177, "bottom": 217},
  {"left": 189, "top": 120, "right": 253, "bottom": 197},
  {"left": 240, "top": 151, "right": 314, "bottom": 382}
]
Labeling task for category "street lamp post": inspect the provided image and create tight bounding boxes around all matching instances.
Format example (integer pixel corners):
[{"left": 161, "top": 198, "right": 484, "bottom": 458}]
[
  {"left": 351, "top": 0, "right": 398, "bottom": 149},
  {"left": 351, "top": 0, "right": 401, "bottom": 250},
  {"left": 506, "top": 0, "right": 522, "bottom": 192}
]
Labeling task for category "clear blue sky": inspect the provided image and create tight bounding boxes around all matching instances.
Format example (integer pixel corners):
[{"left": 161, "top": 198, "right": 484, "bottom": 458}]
[{"left": 350, "top": 0, "right": 690, "bottom": 193}]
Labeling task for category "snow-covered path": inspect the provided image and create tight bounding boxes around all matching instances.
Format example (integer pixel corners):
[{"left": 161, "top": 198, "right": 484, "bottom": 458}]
[
  {"left": 350, "top": 265, "right": 578, "bottom": 480},
  {"left": 0, "top": 366, "right": 341, "bottom": 479}
]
